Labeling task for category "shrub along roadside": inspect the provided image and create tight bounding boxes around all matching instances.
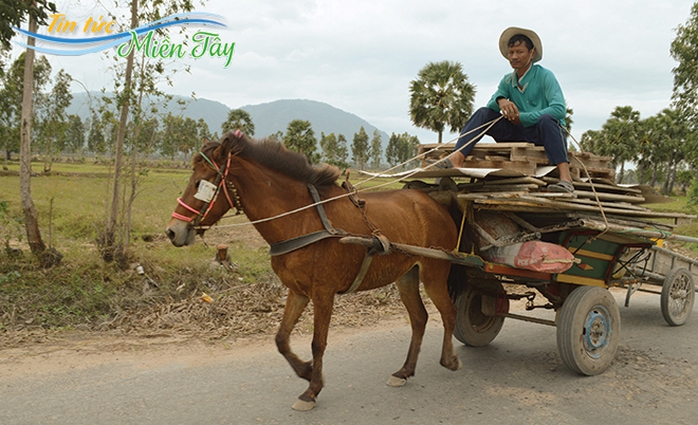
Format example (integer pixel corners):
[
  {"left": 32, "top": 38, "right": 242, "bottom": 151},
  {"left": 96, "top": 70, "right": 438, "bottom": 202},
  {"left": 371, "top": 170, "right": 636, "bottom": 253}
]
[{"left": 0, "top": 238, "right": 280, "bottom": 335}]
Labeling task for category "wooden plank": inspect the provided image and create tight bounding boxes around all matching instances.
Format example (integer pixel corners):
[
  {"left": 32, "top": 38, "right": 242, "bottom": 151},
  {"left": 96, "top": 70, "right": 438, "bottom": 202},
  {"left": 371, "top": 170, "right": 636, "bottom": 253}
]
[
  {"left": 463, "top": 195, "right": 695, "bottom": 219},
  {"left": 460, "top": 159, "right": 536, "bottom": 175},
  {"left": 465, "top": 184, "right": 540, "bottom": 192},
  {"left": 573, "top": 190, "right": 645, "bottom": 203},
  {"left": 482, "top": 176, "right": 547, "bottom": 186},
  {"left": 565, "top": 198, "right": 648, "bottom": 211}
]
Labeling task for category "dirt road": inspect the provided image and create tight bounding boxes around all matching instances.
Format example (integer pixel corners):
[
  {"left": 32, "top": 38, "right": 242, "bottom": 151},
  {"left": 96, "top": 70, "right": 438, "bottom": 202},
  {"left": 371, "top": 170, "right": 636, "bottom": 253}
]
[{"left": 1, "top": 290, "right": 697, "bottom": 425}]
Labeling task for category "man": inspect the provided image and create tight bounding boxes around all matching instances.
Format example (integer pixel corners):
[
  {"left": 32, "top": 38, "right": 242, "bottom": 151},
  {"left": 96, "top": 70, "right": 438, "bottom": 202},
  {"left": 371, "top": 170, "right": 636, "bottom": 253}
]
[{"left": 442, "top": 27, "right": 573, "bottom": 193}]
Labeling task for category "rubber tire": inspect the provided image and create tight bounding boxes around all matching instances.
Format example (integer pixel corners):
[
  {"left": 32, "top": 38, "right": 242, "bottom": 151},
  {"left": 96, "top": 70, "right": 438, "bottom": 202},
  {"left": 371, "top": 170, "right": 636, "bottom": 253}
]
[
  {"left": 661, "top": 267, "right": 695, "bottom": 326},
  {"left": 556, "top": 286, "right": 620, "bottom": 376},
  {"left": 453, "top": 284, "right": 505, "bottom": 347}
]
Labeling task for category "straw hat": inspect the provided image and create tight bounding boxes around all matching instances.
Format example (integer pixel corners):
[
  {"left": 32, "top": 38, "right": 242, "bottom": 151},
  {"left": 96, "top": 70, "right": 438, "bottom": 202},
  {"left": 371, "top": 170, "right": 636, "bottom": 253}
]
[{"left": 499, "top": 27, "right": 542, "bottom": 62}]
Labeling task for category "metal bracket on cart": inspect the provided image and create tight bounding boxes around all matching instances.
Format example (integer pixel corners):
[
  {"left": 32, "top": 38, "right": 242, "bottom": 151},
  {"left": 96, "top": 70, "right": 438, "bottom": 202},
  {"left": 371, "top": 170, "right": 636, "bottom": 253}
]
[{"left": 506, "top": 291, "right": 555, "bottom": 311}]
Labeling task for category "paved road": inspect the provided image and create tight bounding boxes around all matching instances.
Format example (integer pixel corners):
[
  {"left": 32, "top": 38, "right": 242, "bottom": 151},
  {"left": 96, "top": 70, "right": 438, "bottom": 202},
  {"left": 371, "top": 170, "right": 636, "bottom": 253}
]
[{"left": 1, "top": 290, "right": 697, "bottom": 425}]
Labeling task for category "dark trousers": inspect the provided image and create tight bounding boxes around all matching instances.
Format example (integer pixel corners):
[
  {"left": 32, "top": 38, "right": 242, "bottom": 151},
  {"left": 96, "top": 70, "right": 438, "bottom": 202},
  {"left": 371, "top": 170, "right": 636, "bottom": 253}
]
[{"left": 454, "top": 107, "right": 569, "bottom": 165}]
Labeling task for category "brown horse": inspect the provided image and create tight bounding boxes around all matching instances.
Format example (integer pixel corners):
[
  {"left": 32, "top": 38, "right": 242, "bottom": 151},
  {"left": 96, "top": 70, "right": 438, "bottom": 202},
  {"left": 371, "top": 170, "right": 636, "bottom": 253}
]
[{"left": 166, "top": 130, "right": 460, "bottom": 411}]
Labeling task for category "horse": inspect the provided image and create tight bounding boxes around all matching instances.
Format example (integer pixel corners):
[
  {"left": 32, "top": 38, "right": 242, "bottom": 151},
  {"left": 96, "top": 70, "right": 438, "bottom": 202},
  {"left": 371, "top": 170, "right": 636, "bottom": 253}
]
[{"left": 165, "top": 130, "right": 461, "bottom": 411}]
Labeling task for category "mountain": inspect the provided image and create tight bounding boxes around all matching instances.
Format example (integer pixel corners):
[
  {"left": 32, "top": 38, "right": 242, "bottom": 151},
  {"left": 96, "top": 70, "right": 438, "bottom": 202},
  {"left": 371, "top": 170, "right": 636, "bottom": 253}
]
[
  {"left": 66, "top": 92, "right": 230, "bottom": 132},
  {"left": 67, "top": 94, "right": 390, "bottom": 147},
  {"left": 239, "top": 99, "right": 389, "bottom": 143}
]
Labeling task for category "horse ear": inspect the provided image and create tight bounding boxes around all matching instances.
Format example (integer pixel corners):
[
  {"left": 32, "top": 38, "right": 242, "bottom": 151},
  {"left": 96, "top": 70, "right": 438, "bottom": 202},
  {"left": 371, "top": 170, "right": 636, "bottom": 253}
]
[{"left": 216, "top": 130, "right": 241, "bottom": 158}]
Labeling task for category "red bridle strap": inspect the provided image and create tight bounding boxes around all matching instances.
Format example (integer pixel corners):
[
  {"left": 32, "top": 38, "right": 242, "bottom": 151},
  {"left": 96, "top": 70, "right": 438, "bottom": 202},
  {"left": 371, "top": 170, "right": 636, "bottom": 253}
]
[{"left": 171, "top": 152, "right": 239, "bottom": 226}]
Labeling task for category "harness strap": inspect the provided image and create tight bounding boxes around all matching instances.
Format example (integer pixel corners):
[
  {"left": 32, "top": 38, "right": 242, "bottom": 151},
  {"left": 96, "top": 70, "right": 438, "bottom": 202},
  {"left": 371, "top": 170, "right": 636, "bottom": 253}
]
[
  {"left": 268, "top": 184, "right": 346, "bottom": 256},
  {"left": 307, "top": 183, "right": 339, "bottom": 234},
  {"left": 266, "top": 184, "right": 389, "bottom": 295},
  {"left": 268, "top": 230, "right": 343, "bottom": 256}
]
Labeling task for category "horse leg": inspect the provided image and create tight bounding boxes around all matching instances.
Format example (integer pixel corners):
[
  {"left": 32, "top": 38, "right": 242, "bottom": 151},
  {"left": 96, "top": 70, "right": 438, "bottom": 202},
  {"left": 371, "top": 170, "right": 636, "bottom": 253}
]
[
  {"left": 275, "top": 289, "right": 312, "bottom": 381},
  {"left": 421, "top": 262, "right": 462, "bottom": 371},
  {"left": 292, "top": 291, "right": 335, "bottom": 411},
  {"left": 388, "top": 266, "right": 428, "bottom": 387}
]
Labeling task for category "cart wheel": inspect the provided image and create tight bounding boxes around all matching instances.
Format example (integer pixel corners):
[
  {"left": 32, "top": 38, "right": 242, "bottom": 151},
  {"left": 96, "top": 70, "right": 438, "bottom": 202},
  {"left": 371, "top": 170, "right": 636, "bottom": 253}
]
[
  {"left": 661, "top": 267, "right": 695, "bottom": 326},
  {"left": 556, "top": 286, "right": 620, "bottom": 376},
  {"left": 453, "top": 284, "right": 505, "bottom": 347}
]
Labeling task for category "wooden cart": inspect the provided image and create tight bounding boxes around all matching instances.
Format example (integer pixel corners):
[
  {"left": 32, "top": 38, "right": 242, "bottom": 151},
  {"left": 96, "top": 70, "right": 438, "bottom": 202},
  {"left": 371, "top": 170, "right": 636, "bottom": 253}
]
[{"left": 351, "top": 143, "right": 698, "bottom": 375}]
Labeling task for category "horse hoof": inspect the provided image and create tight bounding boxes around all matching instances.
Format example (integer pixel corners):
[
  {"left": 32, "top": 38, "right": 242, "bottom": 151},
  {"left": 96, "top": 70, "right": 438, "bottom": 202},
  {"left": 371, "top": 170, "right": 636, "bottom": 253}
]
[
  {"left": 292, "top": 399, "right": 316, "bottom": 411},
  {"left": 387, "top": 375, "right": 407, "bottom": 387},
  {"left": 442, "top": 356, "right": 463, "bottom": 371}
]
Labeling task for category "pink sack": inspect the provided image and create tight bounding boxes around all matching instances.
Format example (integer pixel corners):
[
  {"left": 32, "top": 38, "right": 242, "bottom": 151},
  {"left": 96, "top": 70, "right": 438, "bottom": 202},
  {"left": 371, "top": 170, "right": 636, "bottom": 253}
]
[{"left": 482, "top": 240, "right": 576, "bottom": 274}]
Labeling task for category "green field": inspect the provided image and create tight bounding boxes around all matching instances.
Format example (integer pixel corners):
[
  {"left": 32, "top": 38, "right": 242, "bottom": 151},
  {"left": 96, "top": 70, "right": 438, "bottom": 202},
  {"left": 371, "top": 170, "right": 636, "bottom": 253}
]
[
  {"left": 1, "top": 160, "right": 697, "bottom": 334},
  {"left": 0, "top": 160, "right": 406, "bottom": 333}
]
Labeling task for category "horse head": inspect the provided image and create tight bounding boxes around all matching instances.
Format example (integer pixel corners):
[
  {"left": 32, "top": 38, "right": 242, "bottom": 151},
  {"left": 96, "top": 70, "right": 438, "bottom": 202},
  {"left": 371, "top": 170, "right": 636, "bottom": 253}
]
[{"left": 165, "top": 130, "right": 245, "bottom": 246}]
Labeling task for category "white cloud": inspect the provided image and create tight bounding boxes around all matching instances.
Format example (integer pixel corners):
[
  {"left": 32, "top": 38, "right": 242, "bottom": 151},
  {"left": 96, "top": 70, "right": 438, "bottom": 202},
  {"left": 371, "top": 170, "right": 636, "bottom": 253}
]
[{"left": 12, "top": 0, "right": 696, "bottom": 145}]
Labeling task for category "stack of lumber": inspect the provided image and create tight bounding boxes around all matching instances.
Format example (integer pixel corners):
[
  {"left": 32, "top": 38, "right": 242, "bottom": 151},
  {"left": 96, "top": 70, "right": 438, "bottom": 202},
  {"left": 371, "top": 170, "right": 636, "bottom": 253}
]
[
  {"left": 418, "top": 142, "right": 615, "bottom": 180},
  {"left": 406, "top": 143, "right": 695, "bottom": 227}
]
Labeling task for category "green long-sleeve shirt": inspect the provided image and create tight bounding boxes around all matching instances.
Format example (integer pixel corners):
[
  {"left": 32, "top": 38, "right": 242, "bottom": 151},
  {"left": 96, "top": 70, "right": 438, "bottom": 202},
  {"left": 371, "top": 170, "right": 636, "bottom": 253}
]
[{"left": 486, "top": 64, "right": 566, "bottom": 128}]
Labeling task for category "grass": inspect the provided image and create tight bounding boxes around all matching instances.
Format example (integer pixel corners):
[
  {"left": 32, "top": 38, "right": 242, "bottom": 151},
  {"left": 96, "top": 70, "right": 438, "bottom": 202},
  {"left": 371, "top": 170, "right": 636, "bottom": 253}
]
[
  {"left": 0, "top": 159, "right": 408, "bottom": 332},
  {"left": 0, "top": 159, "right": 253, "bottom": 331},
  {"left": 2, "top": 158, "right": 698, "bottom": 333}
]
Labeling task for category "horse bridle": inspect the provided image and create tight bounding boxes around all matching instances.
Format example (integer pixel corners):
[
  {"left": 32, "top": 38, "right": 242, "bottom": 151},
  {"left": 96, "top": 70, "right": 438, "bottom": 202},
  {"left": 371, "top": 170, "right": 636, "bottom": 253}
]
[{"left": 171, "top": 149, "right": 243, "bottom": 228}]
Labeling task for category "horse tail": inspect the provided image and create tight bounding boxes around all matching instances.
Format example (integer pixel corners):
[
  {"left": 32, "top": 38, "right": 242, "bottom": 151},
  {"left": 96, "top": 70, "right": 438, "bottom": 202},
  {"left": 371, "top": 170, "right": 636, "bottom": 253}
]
[{"left": 447, "top": 264, "right": 468, "bottom": 303}]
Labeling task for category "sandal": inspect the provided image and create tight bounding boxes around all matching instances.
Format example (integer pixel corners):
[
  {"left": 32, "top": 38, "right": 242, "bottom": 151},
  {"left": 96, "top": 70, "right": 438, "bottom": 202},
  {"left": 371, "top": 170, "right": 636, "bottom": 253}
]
[
  {"left": 548, "top": 180, "right": 574, "bottom": 193},
  {"left": 427, "top": 158, "right": 454, "bottom": 169}
]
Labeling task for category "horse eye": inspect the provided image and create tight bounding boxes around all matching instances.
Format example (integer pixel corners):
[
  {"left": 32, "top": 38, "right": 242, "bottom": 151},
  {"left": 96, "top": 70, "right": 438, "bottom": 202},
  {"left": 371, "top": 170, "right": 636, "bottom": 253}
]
[{"left": 195, "top": 180, "right": 201, "bottom": 189}]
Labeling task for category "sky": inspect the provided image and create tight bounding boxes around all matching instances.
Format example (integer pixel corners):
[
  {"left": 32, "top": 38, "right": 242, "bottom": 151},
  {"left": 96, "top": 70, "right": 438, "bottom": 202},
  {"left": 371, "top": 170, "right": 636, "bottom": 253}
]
[{"left": 10, "top": 0, "right": 698, "bottom": 146}]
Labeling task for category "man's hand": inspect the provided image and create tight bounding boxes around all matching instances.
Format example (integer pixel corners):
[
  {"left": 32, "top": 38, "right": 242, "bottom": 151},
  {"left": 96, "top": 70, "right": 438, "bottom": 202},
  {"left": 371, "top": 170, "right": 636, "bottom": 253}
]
[{"left": 498, "top": 98, "right": 521, "bottom": 125}]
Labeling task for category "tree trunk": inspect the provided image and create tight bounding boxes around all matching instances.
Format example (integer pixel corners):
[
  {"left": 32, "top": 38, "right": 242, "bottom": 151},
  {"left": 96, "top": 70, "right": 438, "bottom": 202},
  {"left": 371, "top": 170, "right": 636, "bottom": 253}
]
[
  {"left": 618, "top": 161, "right": 625, "bottom": 184},
  {"left": 637, "top": 162, "right": 646, "bottom": 185},
  {"left": 43, "top": 137, "right": 53, "bottom": 173},
  {"left": 125, "top": 55, "right": 146, "bottom": 248},
  {"left": 103, "top": 0, "right": 138, "bottom": 261},
  {"left": 19, "top": 14, "right": 46, "bottom": 256},
  {"left": 650, "top": 163, "right": 658, "bottom": 187}
]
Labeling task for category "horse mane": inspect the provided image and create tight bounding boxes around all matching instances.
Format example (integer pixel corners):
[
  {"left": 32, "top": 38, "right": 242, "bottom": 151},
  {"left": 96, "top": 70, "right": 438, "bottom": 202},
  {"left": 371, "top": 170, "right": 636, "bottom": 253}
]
[{"left": 199, "top": 132, "right": 341, "bottom": 187}]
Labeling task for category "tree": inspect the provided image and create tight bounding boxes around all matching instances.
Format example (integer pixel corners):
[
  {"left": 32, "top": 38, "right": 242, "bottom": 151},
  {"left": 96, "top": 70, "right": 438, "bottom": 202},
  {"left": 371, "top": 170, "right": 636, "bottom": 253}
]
[
  {"left": 197, "top": 118, "right": 211, "bottom": 141},
  {"left": 159, "top": 113, "right": 200, "bottom": 162},
  {"left": 351, "top": 126, "right": 369, "bottom": 170},
  {"left": 36, "top": 68, "right": 73, "bottom": 172},
  {"left": 603, "top": 106, "right": 641, "bottom": 183},
  {"left": 18, "top": 5, "right": 62, "bottom": 264},
  {"left": 65, "top": 114, "right": 85, "bottom": 154},
  {"left": 283, "top": 119, "right": 318, "bottom": 163},
  {"left": 583, "top": 106, "right": 640, "bottom": 183},
  {"left": 0, "top": 53, "right": 51, "bottom": 169},
  {"left": 319, "top": 132, "right": 348, "bottom": 169},
  {"left": 386, "top": 132, "right": 421, "bottom": 169},
  {"left": 652, "top": 108, "right": 690, "bottom": 194},
  {"left": 369, "top": 130, "right": 383, "bottom": 170},
  {"left": 86, "top": 111, "right": 107, "bottom": 155},
  {"left": 336, "top": 134, "right": 349, "bottom": 168},
  {"left": 671, "top": 2, "right": 698, "bottom": 122},
  {"left": 0, "top": 0, "right": 56, "bottom": 50},
  {"left": 101, "top": 0, "right": 203, "bottom": 262},
  {"left": 222, "top": 109, "right": 255, "bottom": 136},
  {"left": 409, "top": 61, "right": 476, "bottom": 143},
  {"left": 565, "top": 106, "right": 574, "bottom": 135}
]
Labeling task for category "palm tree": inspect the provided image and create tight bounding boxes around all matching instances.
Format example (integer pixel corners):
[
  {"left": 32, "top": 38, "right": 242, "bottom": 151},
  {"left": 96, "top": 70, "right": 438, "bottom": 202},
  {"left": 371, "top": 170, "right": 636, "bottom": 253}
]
[
  {"left": 409, "top": 61, "right": 475, "bottom": 143},
  {"left": 222, "top": 109, "right": 255, "bottom": 136}
]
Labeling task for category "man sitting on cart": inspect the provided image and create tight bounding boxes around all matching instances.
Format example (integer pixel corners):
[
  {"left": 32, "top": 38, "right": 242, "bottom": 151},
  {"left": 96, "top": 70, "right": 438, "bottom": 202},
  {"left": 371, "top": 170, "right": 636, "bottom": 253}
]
[{"left": 439, "top": 27, "right": 574, "bottom": 194}]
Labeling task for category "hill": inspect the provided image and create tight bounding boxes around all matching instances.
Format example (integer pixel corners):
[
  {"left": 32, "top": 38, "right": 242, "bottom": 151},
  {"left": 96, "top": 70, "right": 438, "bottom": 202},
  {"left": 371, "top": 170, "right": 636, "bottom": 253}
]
[
  {"left": 67, "top": 94, "right": 390, "bottom": 148},
  {"left": 239, "top": 99, "right": 389, "bottom": 143}
]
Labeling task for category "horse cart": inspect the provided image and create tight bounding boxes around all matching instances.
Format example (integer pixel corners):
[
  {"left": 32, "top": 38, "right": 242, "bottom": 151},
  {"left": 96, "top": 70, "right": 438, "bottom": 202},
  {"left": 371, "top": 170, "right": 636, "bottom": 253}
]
[
  {"left": 168, "top": 133, "right": 698, "bottom": 409},
  {"left": 349, "top": 143, "right": 698, "bottom": 376}
]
